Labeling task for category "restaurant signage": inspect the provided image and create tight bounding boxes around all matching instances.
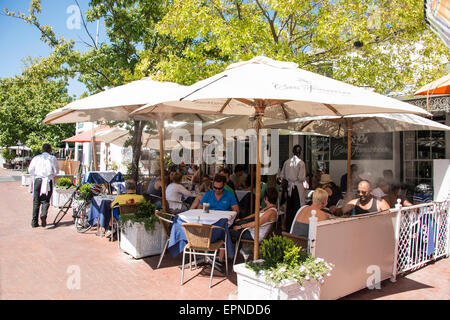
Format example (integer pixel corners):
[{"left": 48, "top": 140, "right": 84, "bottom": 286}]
[{"left": 330, "top": 132, "right": 393, "bottom": 160}]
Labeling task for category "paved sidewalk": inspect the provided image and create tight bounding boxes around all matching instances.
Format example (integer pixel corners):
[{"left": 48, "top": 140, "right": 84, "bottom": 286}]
[{"left": 0, "top": 169, "right": 448, "bottom": 300}]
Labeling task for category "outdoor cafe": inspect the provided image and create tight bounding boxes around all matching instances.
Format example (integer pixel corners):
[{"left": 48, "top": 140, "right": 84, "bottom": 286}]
[{"left": 36, "top": 56, "right": 449, "bottom": 299}]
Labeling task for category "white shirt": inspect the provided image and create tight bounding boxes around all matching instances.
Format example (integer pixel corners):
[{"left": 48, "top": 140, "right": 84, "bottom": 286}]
[
  {"left": 28, "top": 152, "right": 59, "bottom": 195},
  {"left": 166, "top": 183, "right": 193, "bottom": 210},
  {"left": 280, "top": 155, "right": 306, "bottom": 205},
  {"left": 249, "top": 207, "right": 278, "bottom": 241}
]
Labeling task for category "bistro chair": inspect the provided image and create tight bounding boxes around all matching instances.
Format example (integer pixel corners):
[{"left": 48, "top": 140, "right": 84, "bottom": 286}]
[
  {"left": 155, "top": 211, "right": 176, "bottom": 268},
  {"left": 281, "top": 231, "right": 309, "bottom": 253},
  {"left": 232, "top": 220, "right": 276, "bottom": 267},
  {"left": 181, "top": 223, "right": 228, "bottom": 288},
  {"left": 111, "top": 203, "right": 139, "bottom": 247},
  {"left": 290, "top": 205, "right": 308, "bottom": 233}
]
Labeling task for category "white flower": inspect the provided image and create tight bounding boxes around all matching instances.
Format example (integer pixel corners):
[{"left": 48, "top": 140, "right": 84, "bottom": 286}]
[
  {"left": 300, "top": 286, "right": 305, "bottom": 291},
  {"left": 299, "top": 266, "right": 306, "bottom": 272},
  {"left": 278, "top": 267, "right": 286, "bottom": 273},
  {"left": 314, "top": 258, "right": 324, "bottom": 264},
  {"left": 327, "top": 273, "right": 331, "bottom": 277},
  {"left": 320, "top": 279, "right": 325, "bottom": 283},
  {"left": 305, "top": 275, "right": 310, "bottom": 280}
]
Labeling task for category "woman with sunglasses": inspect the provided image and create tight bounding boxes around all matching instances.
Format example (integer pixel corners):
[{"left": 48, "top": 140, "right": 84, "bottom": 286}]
[{"left": 330, "top": 180, "right": 390, "bottom": 216}]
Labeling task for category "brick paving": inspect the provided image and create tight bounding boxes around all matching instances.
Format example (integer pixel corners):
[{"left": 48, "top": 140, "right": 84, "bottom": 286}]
[{"left": 0, "top": 167, "right": 448, "bottom": 300}]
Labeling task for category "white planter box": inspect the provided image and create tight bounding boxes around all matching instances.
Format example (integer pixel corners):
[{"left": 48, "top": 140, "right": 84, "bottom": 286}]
[
  {"left": 21, "top": 174, "right": 32, "bottom": 186},
  {"left": 233, "top": 262, "right": 321, "bottom": 300},
  {"left": 52, "top": 188, "right": 74, "bottom": 207},
  {"left": 120, "top": 221, "right": 167, "bottom": 259}
]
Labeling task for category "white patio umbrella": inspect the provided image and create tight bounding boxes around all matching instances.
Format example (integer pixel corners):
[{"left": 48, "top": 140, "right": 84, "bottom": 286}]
[
  {"left": 43, "top": 77, "right": 221, "bottom": 212},
  {"left": 131, "top": 56, "right": 431, "bottom": 260},
  {"left": 265, "top": 113, "right": 450, "bottom": 192}
]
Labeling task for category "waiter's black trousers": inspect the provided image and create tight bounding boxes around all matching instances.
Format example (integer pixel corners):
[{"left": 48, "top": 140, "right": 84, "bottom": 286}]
[
  {"left": 32, "top": 178, "right": 53, "bottom": 225},
  {"left": 285, "top": 186, "right": 300, "bottom": 232}
]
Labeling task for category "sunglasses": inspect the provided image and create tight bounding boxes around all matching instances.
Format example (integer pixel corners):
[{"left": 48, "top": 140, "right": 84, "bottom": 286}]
[
  {"left": 214, "top": 186, "right": 224, "bottom": 191},
  {"left": 357, "top": 190, "right": 369, "bottom": 195}
]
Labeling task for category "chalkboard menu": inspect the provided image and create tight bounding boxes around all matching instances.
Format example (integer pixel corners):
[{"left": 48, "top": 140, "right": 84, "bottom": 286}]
[
  {"left": 330, "top": 132, "right": 393, "bottom": 160},
  {"left": 278, "top": 135, "right": 290, "bottom": 169}
]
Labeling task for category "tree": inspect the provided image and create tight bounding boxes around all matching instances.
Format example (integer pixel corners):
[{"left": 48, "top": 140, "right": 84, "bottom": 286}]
[
  {"left": 0, "top": 56, "right": 75, "bottom": 154},
  {"left": 3, "top": 0, "right": 179, "bottom": 182},
  {"left": 150, "top": 0, "right": 448, "bottom": 93}
]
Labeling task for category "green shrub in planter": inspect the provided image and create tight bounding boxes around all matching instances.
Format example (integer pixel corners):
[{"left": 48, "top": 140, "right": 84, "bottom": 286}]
[
  {"left": 247, "top": 234, "right": 334, "bottom": 288},
  {"left": 56, "top": 177, "right": 73, "bottom": 189},
  {"left": 119, "top": 201, "right": 158, "bottom": 233},
  {"left": 77, "top": 183, "right": 93, "bottom": 200}
]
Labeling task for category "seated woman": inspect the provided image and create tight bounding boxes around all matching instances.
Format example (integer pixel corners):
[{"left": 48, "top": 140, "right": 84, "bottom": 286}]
[
  {"left": 166, "top": 172, "right": 194, "bottom": 212},
  {"left": 383, "top": 184, "right": 412, "bottom": 208},
  {"left": 107, "top": 179, "right": 145, "bottom": 238},
  {"left": 291, "top": 188, "right": 331, "bottom": 237},
  {"left": 189, "top": 165, "right": 201, "bottom": 190},
  {"left": 231, "top": 187, "right": 279, "bottom": 243}
]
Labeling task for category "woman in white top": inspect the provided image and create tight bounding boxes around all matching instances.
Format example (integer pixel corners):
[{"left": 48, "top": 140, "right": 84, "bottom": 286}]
[
  {"left": 231, "top": 187, "right": 278, "bottom": 242},
  {"left": 165, "top": 172, "right": 194, "bottom": 211}
]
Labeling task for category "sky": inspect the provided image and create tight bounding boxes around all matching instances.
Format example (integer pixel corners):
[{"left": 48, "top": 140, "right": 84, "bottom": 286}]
[{"left": 0, "top": 0, "right": 107, "bottom": 98}]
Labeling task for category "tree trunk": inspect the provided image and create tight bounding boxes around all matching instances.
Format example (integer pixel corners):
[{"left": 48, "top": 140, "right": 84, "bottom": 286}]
[{"left": 131, "top": 120, "right": 144, "bottom": 183}]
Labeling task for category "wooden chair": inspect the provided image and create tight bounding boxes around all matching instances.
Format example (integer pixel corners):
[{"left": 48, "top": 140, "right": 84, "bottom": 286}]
[
  {"left": 155, "top": 211, "right": 176, "bottom": 268},
  {"left": 232, "top": 220, "right": 276, "bottom": 266},
  {"left": 181, "top": 223, "right": 228, "bottom": 288},
  {"left": 281, "top": 231, "right": 308, "bottom": 253},
  {"left": 111, "top": 203, "right": 139, "bottom": 247}
]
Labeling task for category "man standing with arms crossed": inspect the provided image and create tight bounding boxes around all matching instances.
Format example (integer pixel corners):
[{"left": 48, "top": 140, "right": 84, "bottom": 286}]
[
  {"left": 279, "top": 145, "right": 307, "bottom": 232},
  {"left": 28, "top": 143, "right": 59, "bottom": 228}
]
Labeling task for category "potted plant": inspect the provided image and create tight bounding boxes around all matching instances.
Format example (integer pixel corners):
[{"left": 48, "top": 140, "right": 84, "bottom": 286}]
[
  {"left": 21, "top": 167, "right": 32, "bottom": 186},
  {"left": 119, "top": 201, "right": 167, "bottom": 259},
  {"left": 233, "top": 235, "right": 334, "bottom": 300},
  {"left": 2, "top": 148, "right": 15, "bottom": 169},
  {"left": 52, "top": 177, "right": 75, "bottom": 207}
]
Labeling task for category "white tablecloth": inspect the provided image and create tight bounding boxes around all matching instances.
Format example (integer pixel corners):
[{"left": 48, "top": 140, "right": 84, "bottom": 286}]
[
  {"left": 235, "top": 190, "right": 250, "bottom": 202},
  {"left": 178, "top": 209, "right": 237, "bottom": 226}
]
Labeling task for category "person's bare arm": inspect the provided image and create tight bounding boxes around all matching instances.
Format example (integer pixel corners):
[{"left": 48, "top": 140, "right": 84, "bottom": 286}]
[
  {"left": 231, "top": 204, "right": 240, "bottom": 215},
  {"left": 331, "top": 199, "right": 356, "bottom": 216},
  {"left": 378, "top": 198, "right": 391, "bottom": 211}
]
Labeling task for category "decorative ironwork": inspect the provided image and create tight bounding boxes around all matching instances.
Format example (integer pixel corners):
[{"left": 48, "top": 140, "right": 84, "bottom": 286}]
[
  {"left": 403, "top": 96, "right": 450, "bottom": 113},
  {"left": 394, "top": 200, "right": 449, "bottom": 278}
]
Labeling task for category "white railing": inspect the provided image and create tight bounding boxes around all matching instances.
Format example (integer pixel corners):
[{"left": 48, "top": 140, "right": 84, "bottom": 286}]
[{"left": 391, "top": 199, "right": 450, "bottom": 281}]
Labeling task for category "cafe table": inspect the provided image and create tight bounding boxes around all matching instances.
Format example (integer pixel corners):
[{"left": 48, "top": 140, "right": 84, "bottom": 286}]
[
  {"left": 87, "top": 195, "right": 117, "bottom": 236},
  {"left": 168, "top": 209, "right": 237, "bottom": 260}
]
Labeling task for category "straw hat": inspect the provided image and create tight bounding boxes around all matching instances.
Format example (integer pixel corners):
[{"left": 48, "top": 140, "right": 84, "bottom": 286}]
[{"left": 319, "top": 174, "right": 333, "bottom": 185}]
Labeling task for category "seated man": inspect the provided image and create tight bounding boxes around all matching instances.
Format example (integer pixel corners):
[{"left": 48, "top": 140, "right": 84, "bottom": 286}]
[
  {"left": 107, "top": 179, "right": 145, "bottom": 238},
  {"left": 291, "top": 188, "right": 331, "bottom": 237},
  {"left": 145, "top": 169, "right": 164, "bottom": 209},
  {"left": 229, "top": 165, "right": 246, "bottom": 190},
  {"left": 198, "top": 174, "right": 239, "bottom": 214},
  {"left": 330, "top": 180, "right": 390, "bottom": 216}
]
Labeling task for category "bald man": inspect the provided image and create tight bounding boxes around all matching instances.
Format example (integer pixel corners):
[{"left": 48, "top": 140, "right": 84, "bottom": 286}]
[{"left": 330, "top": 180, "right": 390, "bottom": 216}]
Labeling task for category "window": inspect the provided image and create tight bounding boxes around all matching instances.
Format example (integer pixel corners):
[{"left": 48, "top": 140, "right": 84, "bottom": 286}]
[{"left": 403, "top": 112, "right": 446, "bottom": 189}]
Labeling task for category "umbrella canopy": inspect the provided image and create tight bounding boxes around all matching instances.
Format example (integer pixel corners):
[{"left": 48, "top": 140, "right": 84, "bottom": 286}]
[
  {"left": 265, "top": 113, "right": 450, "bottom": 138},
  {"left": 133, "top": 56, "right": 430, "bottom": 119},
  {"left": 131, "top": 56, "right": 431, "bottom": 260},
  {"left": 43, "top": 78, "right": 218, "bottom": 124},
  {"left": 266, "top": 113, "right": 450, "bottom": 194},
  {"left": 62, "top": 126, "right": 115, "bottom": 143},
  {"left": 414, "top": 73, "right": 450, "bottom": 96},
  {"left": 8, "top": 145, "right": 32, "bottom": 151},
  {"left": 95, "top": 126, "right": 201, "bottom": 150}
]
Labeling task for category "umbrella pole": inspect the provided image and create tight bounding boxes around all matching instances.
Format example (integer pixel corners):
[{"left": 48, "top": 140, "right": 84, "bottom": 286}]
[
  {"left": 253, "top": 105, "right": 264, "bottom": 261},
  {"left": 346, "top": 119, "right": 352, "bottom": 195},
  {"left": 158, "top": 118, "right": 167, "bottom": 213},
  {"left": 91, "top": 125, "right": 98, "bottom": 171},
  {"left": 250, "top": 164, "right": 254, "bottom": 214}
]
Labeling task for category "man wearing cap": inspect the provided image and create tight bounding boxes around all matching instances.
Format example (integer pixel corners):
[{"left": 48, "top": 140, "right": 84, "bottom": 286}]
[
  {"left": 28, "top": 143, "right": 59, "bottom": 228},
  {"left": 319, "top": 174, "right": 342, "bottom": 209}
]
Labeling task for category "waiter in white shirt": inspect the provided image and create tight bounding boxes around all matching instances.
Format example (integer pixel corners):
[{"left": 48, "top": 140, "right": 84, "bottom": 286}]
[
  {"left": 279, "top": 145, "right": 307, "bottom": 231},
  {"left": 28, "top": 143, "right": 59, "bottom": 228}
]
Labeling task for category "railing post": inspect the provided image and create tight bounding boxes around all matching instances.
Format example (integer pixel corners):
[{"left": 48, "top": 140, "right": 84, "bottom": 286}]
[
  {"left": 390, "top": 199, "right": 402, "bottom": 282},
  {"left": 446, "top": 200, "right": 450, "bottom": 257},
  {"left": 308, "top": 210, "right": 318, "bottom": 257}
]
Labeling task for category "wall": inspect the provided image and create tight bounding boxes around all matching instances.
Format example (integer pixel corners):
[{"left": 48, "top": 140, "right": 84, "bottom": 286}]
[
  {"left": 314, "top": 211, "right": 398, "bottom": 300},
  {"left": 433, "top": 159, "right": 450, "bottom": 201}
]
